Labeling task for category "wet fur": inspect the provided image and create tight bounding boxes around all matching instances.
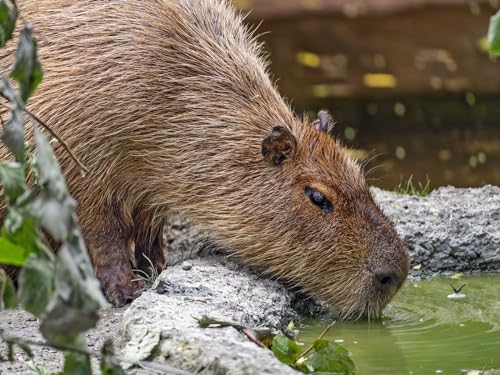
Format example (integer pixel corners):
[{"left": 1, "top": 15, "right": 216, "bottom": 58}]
[{"left": 0, "top": 0, "right": 408, "bottom": 315}]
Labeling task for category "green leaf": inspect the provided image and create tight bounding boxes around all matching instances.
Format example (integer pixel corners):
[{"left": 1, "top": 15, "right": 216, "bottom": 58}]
[
  {"left": 302, "top": 339, "right": 355, "bottom": 375},
  {"left": 488, "top": 10, "right": 500, "bottom": 56},
  {"left": 61, "top": 351, "right": 91, "bottom": 375},
  {"left": 32, "top": 129, "right": 75, "bottom": 241},
  {"left": 28, "top": 129, "right": 106, "bottom": 350},
  {"left": 0, "top": 78, "right": 25, "bottom": 162},
  {"left": 0, "top": 271, "right": 17, "bottom": 309},
  {"left": 100, "top": 340, "right": 126, "bottom": 375},
  {"left": 271, "top": 333, "right": 302, "bottom": 365},
  {"left": 1, "top": 214, "right": 49, "bottom": 261},
  {"left": 34, "top": 128, "right": 68, "bottom": 198},
  {"left": 10, "top": 25, "right": 43, "bottom": 102},
  {"left": 18, "top": 252, "right": 55, "bottom": 316},
  {"left": 0, "top": 235, "right": 30, "bottom": 266},
  {"left": 26, "top": 359, "right": 51, "bottom": 375},
  {"left": 0, "top": 161, "right": 26, "bottom": 202},
  {"left": 0, "top": 0, "right": 17, "bottom": 47},
  {"left": 32, "top": 196, "right": 75, "bottom": 242},
  {"left": 295, "top": 359, "right": 314, "bottom": 374},
  {"left": 40, "top": 239, "right": 107, "bottom": 348}
]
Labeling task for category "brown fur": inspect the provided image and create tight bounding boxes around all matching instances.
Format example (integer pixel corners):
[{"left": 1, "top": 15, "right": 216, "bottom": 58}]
[{"left": 0, "top": 0, "right": 408, "bottom": 317}]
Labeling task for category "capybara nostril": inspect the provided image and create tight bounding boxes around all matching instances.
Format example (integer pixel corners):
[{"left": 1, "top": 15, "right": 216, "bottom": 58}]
[{"left": 374, "top": 271, "right": 399, "bottom": 292}]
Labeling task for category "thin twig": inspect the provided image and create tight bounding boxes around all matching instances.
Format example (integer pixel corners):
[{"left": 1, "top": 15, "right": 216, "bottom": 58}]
[
  {"left": 196, "top": 315, "right": 246, "bottom": 330},
  {"left": 0, "top": 98, "right": 89, "bottom": 176},
  {"left": 26, "top": 110, "right": 89, "bottom": 176},
  {"left": 134, "top": 360, "right": 196, "bottom": 375},
  {"left": 294, "top": 320, "right": 336, "bottom": 364},
  {"left": 196, "top": 315, "right": 270, "bottom": 350},
  {"left": 242, "top": 328, "right": 270, "bottom": 350},
  {"left": 1, "top": 333, "right": 90, "bottom": 357}
]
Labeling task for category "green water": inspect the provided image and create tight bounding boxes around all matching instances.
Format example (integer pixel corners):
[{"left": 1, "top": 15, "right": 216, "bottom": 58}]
[{"left": 299, "top": 275, "right": 500, "bottom": 375}]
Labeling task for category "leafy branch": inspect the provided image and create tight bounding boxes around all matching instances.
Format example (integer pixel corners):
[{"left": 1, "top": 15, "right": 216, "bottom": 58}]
[
  {"left": 0, "top": 1, "right": 119, "bottom": 373},
  {"left": 488, "top": 10, "right": 500, "bottom": 56}
]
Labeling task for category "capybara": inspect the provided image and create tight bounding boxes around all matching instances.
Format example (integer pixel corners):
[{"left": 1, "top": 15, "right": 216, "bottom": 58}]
[{"left": 0, "top": 0, "right": 409, "bottom": 318}]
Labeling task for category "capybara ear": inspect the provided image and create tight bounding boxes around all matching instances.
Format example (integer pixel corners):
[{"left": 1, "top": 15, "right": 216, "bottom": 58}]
[
  {"left": 261, "top": 126, "right": 297, "bottom": 166},
  {"left": 312, "top": 110, "right": 334, "bottom": 133}
]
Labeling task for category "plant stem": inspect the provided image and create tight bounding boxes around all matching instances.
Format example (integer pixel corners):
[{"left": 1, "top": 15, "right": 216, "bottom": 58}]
[
  {"left": 26, "top": 110, "right": 89, "bottom": 176},
  {"left": 294, "top": 320, "right": 336, "bottom": 364},
  {"left": 0, "top": 98, "right": 89, "bottom": 176},
  {"left": 196, "top": 315, "right": 270, "bottom": 350}
]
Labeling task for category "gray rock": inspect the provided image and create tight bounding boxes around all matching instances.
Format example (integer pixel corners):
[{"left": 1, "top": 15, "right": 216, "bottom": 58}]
[
  {"left": 372, "top": 185, "right": 500, "bottom": 276},
  {"left": 164, "top": 215, "right": 211, "bottom": 266},
  {"left": 119, "top": 259, "right": 298, "bottom": 374}
]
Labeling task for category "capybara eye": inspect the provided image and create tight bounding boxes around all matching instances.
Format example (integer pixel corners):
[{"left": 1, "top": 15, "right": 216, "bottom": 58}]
[{"left": 305, "top": 187, "right": 333, "bottom": 214}]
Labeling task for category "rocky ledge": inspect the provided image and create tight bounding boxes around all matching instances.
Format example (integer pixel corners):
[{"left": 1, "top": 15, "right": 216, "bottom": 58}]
[
  {"left": 120, "top": 260, "right": 298, "bottom": 375},
  {"left": 120, "top": 186, "right": 500, "bottom": 374},
  {"left": 374, "top": 185, "right": 500, "bottom": 277}
]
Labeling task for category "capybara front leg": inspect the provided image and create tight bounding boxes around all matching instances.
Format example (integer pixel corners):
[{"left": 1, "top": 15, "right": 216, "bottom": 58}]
[
  {"left": 94, "top": 247, "right": 138, "bottom": 307},
  {"left": 86, "top": 211, "right": 140, "bottom": 307}
]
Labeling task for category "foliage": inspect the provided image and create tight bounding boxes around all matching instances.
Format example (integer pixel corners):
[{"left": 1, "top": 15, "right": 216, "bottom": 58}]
[
  {"left": 0, "top": 1, "right": 123, "bottom": 373},
  {"left": 197, "top": 315, "right": 355, "bottom": 374},
  {"left": 132, "top": 253, "right": 163, "bottom": 292},
  {"left": 394, "top": 175, "right": 431, "bottom": 197},
  {"left": 100, "top": 340, "right": 126, "bottom": 375},
  {"left": 488, "top": 10, "right": 500, "bottom": 56},
  {"left": 271, "top": 333, "right": 301, "bottom": 365},
  {"left": 0, "top": 0, "right": 15, "bottom": 48},
  {"left": 271, "top": 331, "right": 355, "bottom": 374},
  {"left": 297, "top": 339, "right": 355, "bottom": 374}
]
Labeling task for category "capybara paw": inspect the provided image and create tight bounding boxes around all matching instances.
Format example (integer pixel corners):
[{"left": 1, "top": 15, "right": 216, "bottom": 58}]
[{"left": 104, "top": 282, "right": 139, "bottom": 307}]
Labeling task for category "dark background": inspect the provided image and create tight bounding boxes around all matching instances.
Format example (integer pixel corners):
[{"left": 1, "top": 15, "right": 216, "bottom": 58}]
[{"left": 237, "top": 0, "right": 500, "bottom": 189}]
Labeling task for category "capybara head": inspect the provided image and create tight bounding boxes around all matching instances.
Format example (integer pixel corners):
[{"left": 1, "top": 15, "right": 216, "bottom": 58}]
[{"left": 236, "top": 111, "right": 409, "bottom": 319}]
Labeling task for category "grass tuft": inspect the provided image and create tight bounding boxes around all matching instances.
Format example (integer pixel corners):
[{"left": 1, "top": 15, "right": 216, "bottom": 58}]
[
  {"left": 394, "top": 175, "right": 431, "bottom": 197},
  {"left": 132, "top": 253, "right": 165, "bottom": 292}
]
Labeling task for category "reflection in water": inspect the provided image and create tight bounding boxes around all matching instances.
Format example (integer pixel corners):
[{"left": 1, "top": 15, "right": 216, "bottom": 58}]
[{"left": 299, "top": 275, "right": 500, "bottom": 375}]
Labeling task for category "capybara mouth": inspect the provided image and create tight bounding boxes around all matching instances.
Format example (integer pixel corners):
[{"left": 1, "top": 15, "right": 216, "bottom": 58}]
[
  {"left": 335, "top": 293, "right": 391, "bottom": 321},
  {"left": 321, "top": 266, "right": 408, "bottom": 321}
]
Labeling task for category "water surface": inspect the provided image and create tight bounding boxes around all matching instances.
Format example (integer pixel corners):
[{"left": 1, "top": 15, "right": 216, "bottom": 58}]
[{"left": 299, "top": 275, "right": 500, "bottom": 375}]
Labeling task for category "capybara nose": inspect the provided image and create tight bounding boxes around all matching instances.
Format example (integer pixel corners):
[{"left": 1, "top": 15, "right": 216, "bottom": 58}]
[{"left": 374, "top": 271, "right": 399, "bottom": 292}]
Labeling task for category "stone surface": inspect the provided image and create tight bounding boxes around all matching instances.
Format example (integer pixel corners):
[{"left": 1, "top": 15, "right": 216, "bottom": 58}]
[
  {"left": 119, "top": 259, "right": 298, "bottom": 375},
  {"left": 372, "top": 185, "right": 500, "bottom": 277}
]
